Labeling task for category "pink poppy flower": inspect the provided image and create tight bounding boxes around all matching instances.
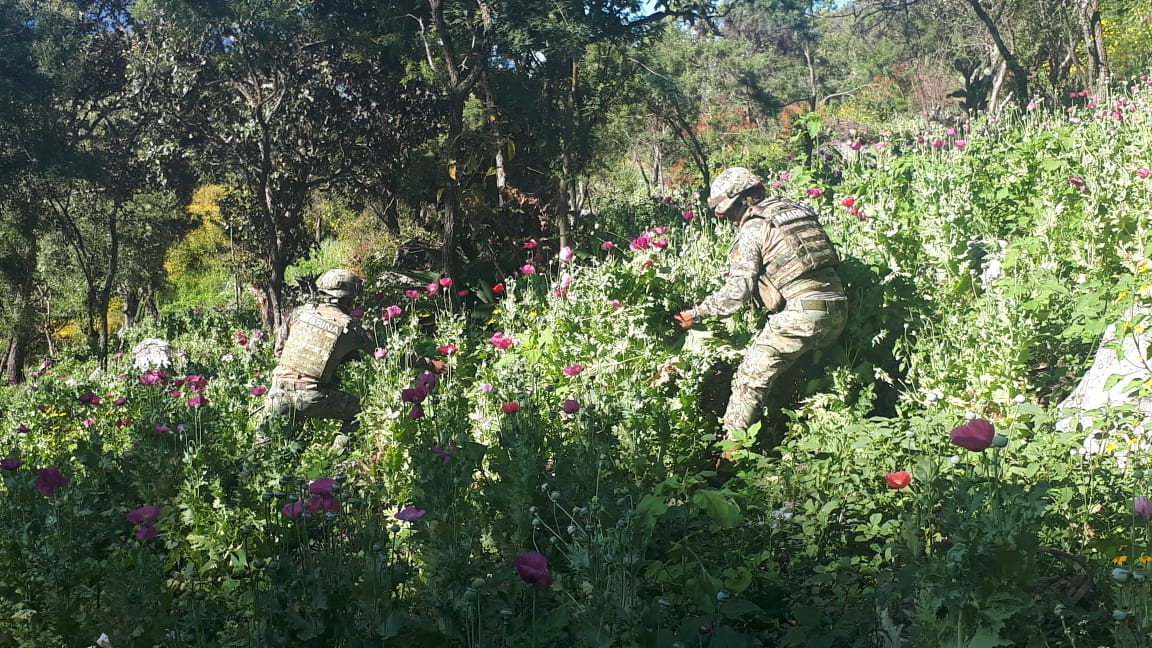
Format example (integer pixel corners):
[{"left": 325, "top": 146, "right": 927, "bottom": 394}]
[
  {"left": 629, "top": 233, "right": 652, "bottom": 251},
  {"left": 842, "top": 196, "right": 856, "bottom": 208},
  {"left": 187, "top": 395, "right": 207, "bottom": 409},
  {"left": 653, "top": 226, "right": 667, "bottom": 235},
  {"left": 396, "top": 506, "right": 427, "bottom": 522},
  {"left": 251, "top": 385, "right": 267, "bottom": 397},
  {"left": 405, "top": 289, "right": 421, "bottom": 299},
  {"left": 438, "top": 344, "right": 458, "bottom": 355},
  {"left": 1069, "top": 177, "right": 1086, "bottom": 191},
  {"left": 514, "top": 551, "right": 554, "bottom": 588},
  {"left": 439, "top": 277, "right": 453, "bottom": 287},
  {"left": 950, "top": 418, "right": 995, "bottom": 451},
  {"left": 954, "top": 139, "right": 967, "bottom": 150},
  {"left": 1137, "top": 168, "right": 1150, "bottom": 179},
  {"left": 35, "top": 467, "right": 68, "bottom": 497},
  {"left": 849, "top": 140, "right": 863, "bottom": 151},
  {"left": 602, "top": 241, "right": 615, "bottom": 251},
  {"left": 524, "top": 239, "right": 538, "bottom": 250},
  {"left": 519, "top": 264, "right": 536, "bottom": 276},
  {"left": 82, "top": 418, "right": 97, "bottom": 428},
  {"left": 563, "top": 364, "right": 584, "bottom": 377},
  {"left": 932, "top": 139, "right": 944, "bottom": 149},
  {"left": 559, "top": 246, "right": 575, "bottom": 263},
  {"left": 481, "top": 383, "right": 493, "bottom": 393},
  {"left": 806, "top": 187, "right": 823, "bottom": 197},
  {"left": 457, "top": 289, "right": 470, "bottom": 297},
  {"left": 610, "top": 299, "right": 622, "bottom": 309},
  {"left": 384, "top": 305, "right": 403, "bottom": 320},
  {"left": 490, "top": 332, "right": 516, "bottom": 349},
  {"left": 426, "top": 283, "right": 439, "bottom": 295},
  {"left": 682, "top": 210, "right": 695, "bottom": 221},
  {"left": 374, "top": 348, "right": 389, "bottom": 360},
  {"left": 885, "top": 471, "right": 911, "bottom": 489}
]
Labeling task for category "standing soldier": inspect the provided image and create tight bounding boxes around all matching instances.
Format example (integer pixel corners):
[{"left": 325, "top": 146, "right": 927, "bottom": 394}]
[
  {"left": 265, "top": 268, "right": 445, "bottom": 436},
  {"left": 674, "top": 168, "right": 847, "bottom": 457}
]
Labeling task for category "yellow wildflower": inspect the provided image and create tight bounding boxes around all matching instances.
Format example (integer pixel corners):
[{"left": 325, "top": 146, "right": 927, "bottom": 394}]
[{"left": 1114, "top": 555, "right": 1129, "bottom": 566}]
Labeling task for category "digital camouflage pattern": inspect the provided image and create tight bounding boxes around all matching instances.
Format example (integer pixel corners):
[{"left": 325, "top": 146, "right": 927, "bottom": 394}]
[
  {"left": 267, "top": 302, "right": 374, "bottom": 424},
  {"left": 315, "top": 268, "right": 363, "bottom": 298},
  {"left": 693, "top": 193, "right": 846, "bottom": 434},
  {"left": 707, "top": 167, "right": 764, "bottom": 214}
]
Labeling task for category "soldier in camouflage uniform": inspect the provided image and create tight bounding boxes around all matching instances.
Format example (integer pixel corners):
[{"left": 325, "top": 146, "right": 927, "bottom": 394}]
[
  {"left": 265, "top": 268, "right": 446, "bottom": 434},
  {"left": 674, "top": 168, "right": 847, "bottom": 449}
]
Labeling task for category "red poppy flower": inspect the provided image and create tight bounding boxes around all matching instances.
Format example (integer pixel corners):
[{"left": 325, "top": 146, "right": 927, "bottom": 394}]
[
  {"left": 885, "top": 471, "right": 911, "bottom": 489},
  {"left": 502, "top": 401, "right": 520, "bottom": 415}
]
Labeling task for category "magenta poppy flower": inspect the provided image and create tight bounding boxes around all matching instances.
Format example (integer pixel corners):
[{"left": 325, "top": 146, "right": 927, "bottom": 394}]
[
  {"left": 113, "top": 396, "right": 128, "bottom": 406},
  {"left": 481, "top": 383, "right": 493, "bottom": 393},
  {"left": 426, "top": 283, "right": 439, "bottom": 295},
  {"left": 16, "top": 424, "right": 29, "bottom": 434},
  {"left": 653, "top": 239, "right": 669, "bottom": 250},
  {"left": 186, "top": 395, "right": 207, "bottom": 409},
  {"left": 282, "top": 500, "right": 305, "bottom": 518},
  {"left": 396, "top": 506, "right": 427, "bottom": 522},
  {"left": 35, "top": 467, "right": 68, "bottom": 497},
  {"left": 1069, "top": 177, "right": 1086, "bottom": 191},
  {"left": 250, "top": 385, "right": 267, "bottom": 397},
  {"left": 140, "top": 370, "right": 165, "bottom": 385},
  {"left": 514, "top": 551, "right": 554, "bottom": 588},
  {"left": 602, "top": 241, "right": 615, "bottom": 251},
  {"left": 439, "top": 277, "right": 453, "bottom": 287},
  {"left": 653, "top": 225, "right": 667, "bottom": 235},
  {"left": 806, "top": 187, "right": 823, "bottom": 197},
  {"left": 561, "top": 399, "right": 580, "bottom": 414},
  {"left": 1137, "top": 168, "right": 1150, "bottom": 179},
  {"left": 524, "top": 239, "right": 538, "bottom": 250},
  {"left": 457, "top": 289, "right": 470, "bottom": 297},
  {"left": 932, "top": 138, "right": 944, "bottom": 149},
  {"left": 82, "top": 418, "right": 97, "bottom": 428},
  {"left": 127, "top": 505, "right": 161, "bottom": 525},
  {"left": 562, "top": 364, "right": 584, "bottom": 377},
  {"left": 438, "top": 344, "right": 458, "bottom": 355},
  {"left": 115, "top": 418, "right": 131, "bottom": 428},
  {"left": 519, "top": 264, "right": 536, "bottom": 276},
  {"left": 950, "top": 418, "right": 996, "bottom": 451},
  {"left": 409, "top": 405, "right": 425, "bottom": 419},
  {"left": 682, "top": 210, "right": 695, "bottom": 221},
  {"left": 610, "top": 299, "right": 622, "bottom": 309},
  {"left": 954, "top": 139, "right": 967, "bottom": 150},
  {"left": 490, "top": 332, "right": 516, "bottom": 349},
  {"left": 79, "top": 393, "right": 101, "bottom": 406},
  {"left": 1, "top": 458, "right": 22, "bottom": 471},
  {"left": 135, "top": 524, "right": 158, "bottom": 541},
  {"left": 307, "top": 493, "right": 341, "bottom": 514},
  {"left": 374, "top": 348, "right": 389, "bottom": 360},
  {"left": 629, "top": 234, "right": 651, "bottom": 251},
  {"left": 405, "top": 289, "right": 421, "bottom": 299},
  {"left": 154, "top": 424, "right": 170, "bottom": 434},
  {"left": 559, "top": 246, "right": 575, "bottom": 263},
  {"left": 849, "top": 140, "right": 863, "bottom": 151}
]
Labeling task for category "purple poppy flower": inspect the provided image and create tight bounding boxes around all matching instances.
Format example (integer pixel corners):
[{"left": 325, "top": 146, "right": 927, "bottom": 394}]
[
  {"left": 250, "top": 385, "right": 267, "bottom": 397},
  {"left": 186, "top": 395, "right": 207, "bottom": 409},
  {"left": 309, "top": 478, "right": 335, "bottom": 496},
  {"left": 514, "top": 551, "right": 554, "bottom": 588},
  {"left": 561, "top": 399, "right": 580, "bottom": 414},
  {"left": 127, "top": 505, "right": 161, "bottom": 525},
  {"left": 154, "top": 424, "right": 170, "bottom": 434},
  {"left": 409, "top": 405, "right": 425, "bottom": 419},
  {"left": 16, "top": 424, "right": 29, "bottom": 434},
  {"left": 562, "top": 363, "right": 584, "bottom": 377},
  {"left": 282, "top": 500, "right": 305, "bottom": 518},
  {"left": 113, "top": 396, "right": 128, "bottom": 406},
  {"left": 1136, "top": 496, "right": 1152, "bottom": 521},
  {"left": 432, "top": 444, "right": 456, "bottom": 464},
  {"left": 950, "top": 418, "right": 996, "bottom": 452},
  {"left": 35, "top": 467, "right": 68, "bottom": 497},
  {"left": 396, "top": 506, "right": 426, "bottom": 522},
  {"left": 135, "top": 524, "right": 158, "bottom": 541},
  {"left": 1, "top": 458, "right": 22, "bottom": 471},
  {"left": 416, "top": 372, "right": 438, "bottom": 391},
  {"left": 401, "top": 386, "right": 428, "bottom": 404}
]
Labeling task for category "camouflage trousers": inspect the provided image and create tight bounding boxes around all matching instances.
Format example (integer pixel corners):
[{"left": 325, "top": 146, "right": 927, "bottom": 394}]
[
  {"left": 264, "top": 382, "right": 361, "bottom": 427},
  {"left": 724, "top": 299, "right": 847, "bottom": 434}
]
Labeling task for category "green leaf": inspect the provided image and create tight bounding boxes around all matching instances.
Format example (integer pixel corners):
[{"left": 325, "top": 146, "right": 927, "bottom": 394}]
[
  {"left": 691, "top": 489, "right": 742, "bottom": 528},
  {"left": 635, "top": 494, "right": 668, "bottom": 529}
]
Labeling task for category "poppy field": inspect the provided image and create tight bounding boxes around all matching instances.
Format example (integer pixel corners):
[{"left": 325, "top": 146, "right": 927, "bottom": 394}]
[{"left": 5, "top": 79, "right": 1152, "bottom": 647}]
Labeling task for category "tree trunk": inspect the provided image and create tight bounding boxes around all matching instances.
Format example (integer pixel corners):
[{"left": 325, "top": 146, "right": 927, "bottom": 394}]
[
  {"left": 121, "top": 287, "right": 139, "bottom": 332},
  {"left": 258, "top": 259, "right": 287, "bottom": 336},
  {"left": 961, "top": 0, "right": 1031, "bottom": 107},
  {"left": 143, "top": 288, "right": 159, "bottom": 319},
  {"left": 441, "top": 92, "right": 466, "bottom": 277},
  {"left": 4, "top": 267, "right": 37, "bottom": 385}
]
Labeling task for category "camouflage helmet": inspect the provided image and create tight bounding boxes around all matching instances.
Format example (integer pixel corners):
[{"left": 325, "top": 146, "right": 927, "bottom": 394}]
[
  {"left": 315, "top": 269, "right": 362, "bottom": 299},
  {"left": 708, "top": 167, "right": 764, "bottom": 215}
]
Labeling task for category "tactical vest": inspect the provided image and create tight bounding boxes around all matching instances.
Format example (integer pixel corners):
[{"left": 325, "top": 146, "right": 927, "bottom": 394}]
[
  {"left": 745, "top": 197, "right": 841, "bottom": 309},
  {"left": 277, "top": 304, "right": 351, "bottom": 383}
]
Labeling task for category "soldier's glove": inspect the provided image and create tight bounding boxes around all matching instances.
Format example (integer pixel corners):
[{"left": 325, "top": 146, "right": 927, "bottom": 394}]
[
  {"left": 672, "top": 309, "right": 696, "bottom": 330},
  {"left": 428, "top": 359, "right": 450, "bottom": 375}
]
